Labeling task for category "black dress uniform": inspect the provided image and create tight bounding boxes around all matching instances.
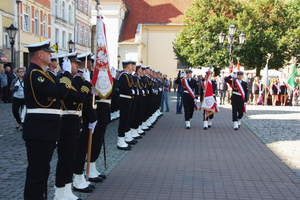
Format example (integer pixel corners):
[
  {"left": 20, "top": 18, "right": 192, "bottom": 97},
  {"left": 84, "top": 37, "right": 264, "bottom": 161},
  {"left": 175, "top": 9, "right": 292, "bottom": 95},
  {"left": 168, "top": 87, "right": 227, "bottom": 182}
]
[
  {"left": 144, "top": 74, "right": 153, "bottom": 128},
  {"left": 225, "top": 73, "right": 248, "bottom": 129},
  {"left": 55, "top": 55, "right": 92, "bottom": 191},
  {"left": 175, "top": 70, "right": 199, "bottom": 129},
  {"left": 117, "top": 62, "right": 134, "bottom": 150},
  {"left": 140, "top": 68, "right": 150, "bottom": 130},
  {"left": 23, "top": 40, "right": 72, "bottom": 200}
]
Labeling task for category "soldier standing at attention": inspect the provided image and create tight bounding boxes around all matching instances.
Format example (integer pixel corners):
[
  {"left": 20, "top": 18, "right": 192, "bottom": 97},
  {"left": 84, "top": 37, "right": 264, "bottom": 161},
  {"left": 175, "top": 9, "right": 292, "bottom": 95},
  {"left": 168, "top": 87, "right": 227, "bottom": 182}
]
[
  {"left": 54, "top": 52, "right": 93, "bottom": 200},
  {"left": 117, "top": 59, "right": 135, "bottom": 150},
  {"left": 23, "top": 39, "right": 72, "bottom": 200},
  {"left": 175, "top": 69, "right": 199, "bottom": 129},
  {"left": 225, "top": 71, "right": 248, "bottom": 130}
]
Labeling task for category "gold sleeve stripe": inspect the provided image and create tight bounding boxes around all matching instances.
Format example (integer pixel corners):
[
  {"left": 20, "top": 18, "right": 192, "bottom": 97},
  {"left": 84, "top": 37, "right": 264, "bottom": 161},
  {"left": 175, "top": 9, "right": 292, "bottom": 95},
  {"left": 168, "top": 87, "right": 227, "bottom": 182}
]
[
  {"left": 60, "top": 77, "right": 72, "bottom": 89},
  {"left": 81, "top": 85, "right": 90, "bottom": 94}
]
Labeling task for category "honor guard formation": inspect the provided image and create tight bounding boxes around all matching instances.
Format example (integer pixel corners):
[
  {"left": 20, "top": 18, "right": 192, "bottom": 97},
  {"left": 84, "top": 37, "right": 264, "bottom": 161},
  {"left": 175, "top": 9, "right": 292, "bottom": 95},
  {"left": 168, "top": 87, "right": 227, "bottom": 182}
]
[{"left": 9, "top": 38, "right": 300, "bottom": 200}]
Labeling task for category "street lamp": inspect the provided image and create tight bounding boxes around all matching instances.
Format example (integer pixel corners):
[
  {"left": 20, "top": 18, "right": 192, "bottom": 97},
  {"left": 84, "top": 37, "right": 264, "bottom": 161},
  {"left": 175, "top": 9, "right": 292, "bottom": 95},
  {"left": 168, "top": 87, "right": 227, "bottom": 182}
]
[
  {"left": 117, "top": 55, "right": 121, "bottom": 69},
  {"left": 68, "top": 40, "right": 75, "bottom": 53},
  {"left": 218, "top": 23, "right": 246, "bottom": 68},
  {"left": 5, "top": 24, "right": 18, "bottom": 77}
]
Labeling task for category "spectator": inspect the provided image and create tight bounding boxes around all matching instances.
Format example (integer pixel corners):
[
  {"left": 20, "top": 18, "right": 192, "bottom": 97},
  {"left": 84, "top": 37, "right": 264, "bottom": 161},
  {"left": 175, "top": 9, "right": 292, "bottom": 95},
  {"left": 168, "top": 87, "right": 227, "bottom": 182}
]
[
  {"left": 173, "top": 77, "right": 177, "bottom": 92},
  {"left": 5, "top": 66, "right": 12, "bottom": 103},
  {"left": 169, "top": 78, "right": 172, "bottom": 92},
  {"left": 10, "top": 68, "right": 25, "bottom": 130},
  {"left": 160, "top": 74, "right": 170, "bottom": 112},
  {"left": 0, "top": 68, "right": 8, "bottom": 103}
]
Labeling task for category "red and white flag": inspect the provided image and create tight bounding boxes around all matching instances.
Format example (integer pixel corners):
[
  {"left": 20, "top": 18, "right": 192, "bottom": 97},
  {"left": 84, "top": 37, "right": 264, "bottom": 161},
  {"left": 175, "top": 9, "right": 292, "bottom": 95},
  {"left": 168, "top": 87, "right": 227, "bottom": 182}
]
[
  {"left": 229, "top": 60, "right": 234, "bottom": 74},
  {"left": 201, "top": 71, "right": 219, "bottom": 119},
  {"left": 91, "top": 15, "right": 113, "bottom": 99}
]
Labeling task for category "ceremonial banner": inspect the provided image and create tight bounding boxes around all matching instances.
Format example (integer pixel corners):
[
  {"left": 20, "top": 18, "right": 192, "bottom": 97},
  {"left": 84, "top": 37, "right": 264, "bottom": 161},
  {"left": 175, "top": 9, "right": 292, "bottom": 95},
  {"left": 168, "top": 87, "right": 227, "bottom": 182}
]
[
  {"left": 201, "top": 71, "right": 219, "bottom": 119},
  {"left": 91, "top": 15, "right": 113, "bottom": 99},
  {"left": 237, "top": 61, "right": 240, "bottom": 71},
  {"left": 287, "top": 64, "right": 299, "bottom": 90},
  {"left": 229, "top": 61, "right": 233, "bottom": 74},
  {"left": 52, "top": 42, "right": 59, "bottom": 55}
]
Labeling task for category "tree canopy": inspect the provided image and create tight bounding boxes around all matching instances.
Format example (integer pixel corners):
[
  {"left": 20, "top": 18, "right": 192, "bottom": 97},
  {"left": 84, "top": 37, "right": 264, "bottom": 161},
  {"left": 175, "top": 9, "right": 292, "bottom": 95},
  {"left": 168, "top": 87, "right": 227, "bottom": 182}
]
[{"left": 173, "top": 0, "right": 300, "bottom": 76}]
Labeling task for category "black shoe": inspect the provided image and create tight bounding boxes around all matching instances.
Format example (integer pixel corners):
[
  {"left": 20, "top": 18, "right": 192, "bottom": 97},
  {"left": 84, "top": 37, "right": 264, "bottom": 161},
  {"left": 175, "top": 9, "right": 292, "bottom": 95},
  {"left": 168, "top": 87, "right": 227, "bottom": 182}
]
[
  {"left": 88, "top": 176, "right": 103, "bottom": 182},
  {"left": 117, "top": 145, "right": 131, "bottom": 150},
  {"left": 208, "top": 125, "right": 211, "bottom": 128},
  {"left": 73, "top": 186, "right": 94, "bottom": 193},
  {"left": 204, "top": 127, "right": 208, "bottom": 130},
  {"left": 139, "top": 132, "right": 146, "bottom": 135},
  {"left": 126, "top": 140, "right": 138, "bottom": 145},
  {"left": 99, "top": 173, "right": 107, "bottom": 179},
  {"left": 186, "top": 126, "right": 190, "bottom": 129},
  {"left": 89, "top": 184, "right": 95, "bottom": 189},
  {"left": 234, "top": 128, "right": 238, "bottom": 130},
  {"left": 133, "top": 136, "right": 142, "bottom": 139}
]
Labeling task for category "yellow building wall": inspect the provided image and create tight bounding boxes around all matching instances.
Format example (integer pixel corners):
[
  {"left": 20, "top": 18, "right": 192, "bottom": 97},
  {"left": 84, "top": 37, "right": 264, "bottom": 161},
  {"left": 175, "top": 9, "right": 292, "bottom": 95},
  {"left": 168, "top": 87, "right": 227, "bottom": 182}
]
[
  {"left": 141, "top": 24, "right": 183, "bottom": 79},
  {"left": 0, "top": 0, "right": 13, "bottom": 13}
]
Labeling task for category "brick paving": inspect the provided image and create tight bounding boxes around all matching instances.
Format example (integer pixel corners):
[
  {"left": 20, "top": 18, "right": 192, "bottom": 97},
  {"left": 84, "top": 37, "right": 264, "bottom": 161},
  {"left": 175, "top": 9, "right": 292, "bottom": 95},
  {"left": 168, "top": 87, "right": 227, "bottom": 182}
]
[
  {"left": 1, "top": 94, "right": 300, "bottom": 200},
  {"left": 87, "top": 99, "right": 300, "bottom": 200}
]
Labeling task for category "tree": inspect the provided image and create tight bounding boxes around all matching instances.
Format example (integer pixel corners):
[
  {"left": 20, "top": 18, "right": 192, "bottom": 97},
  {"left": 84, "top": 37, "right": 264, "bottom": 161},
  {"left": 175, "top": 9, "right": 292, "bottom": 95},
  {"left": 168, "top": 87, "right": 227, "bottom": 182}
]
[{"left": 173, "top": 0, "right": 299, "bottom": 76}]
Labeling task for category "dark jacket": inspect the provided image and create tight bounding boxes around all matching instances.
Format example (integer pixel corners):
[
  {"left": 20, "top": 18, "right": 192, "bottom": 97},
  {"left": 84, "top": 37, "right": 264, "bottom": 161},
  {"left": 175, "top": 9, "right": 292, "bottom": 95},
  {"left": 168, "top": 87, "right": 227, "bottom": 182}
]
[{"left": 225, "top": 76, "right": 248, "bottom": 103}]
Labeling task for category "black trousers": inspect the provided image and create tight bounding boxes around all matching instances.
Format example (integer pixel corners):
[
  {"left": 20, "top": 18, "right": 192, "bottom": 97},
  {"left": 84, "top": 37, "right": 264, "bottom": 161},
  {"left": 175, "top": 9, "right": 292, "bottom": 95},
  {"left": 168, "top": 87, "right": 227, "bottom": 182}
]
[
  {"left": 73, "top": 121, "right": 89, "bottom": 175},
  {"left": 2, "top": 86, "right": 8, "bottom": 102},
  {"left": 12, "top": 97, "right": 25, "bottom": 124},
  {"left": 129, "top": 97, "right": 138, "bottom": 129},
  {"left": 24, "top": 140, "right": 56, "bottom": 200},
  {"left": 56, "top": 132, "right": 78, "bottom": 187},
  {"left": 91, "top": 123, "right": 108, "bottom": 162},
  {"left": 183, "top": 95, "right": 194, "bottom": 121},
  {"left": 232, "top": 101, "right": 244, "bottom": 121},
  {"left": 134, "top": 99, "right": 143, "bottom": 128},
  {"left": 118, "top": 97, "right": 132, "bottom": 137},
  {"left": 141, "top": 96, "right": 148, "bottom": 122}
]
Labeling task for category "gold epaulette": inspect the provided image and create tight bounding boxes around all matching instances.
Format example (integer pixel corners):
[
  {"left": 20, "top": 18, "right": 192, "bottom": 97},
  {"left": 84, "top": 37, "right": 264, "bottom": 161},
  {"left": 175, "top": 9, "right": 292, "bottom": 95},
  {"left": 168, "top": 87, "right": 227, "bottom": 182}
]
[
  {"left": 60, "top": 77, "right": 72, "bottom": 89},
  {"left": 81, "top": 85, "right": 90, "bottom": 94}
]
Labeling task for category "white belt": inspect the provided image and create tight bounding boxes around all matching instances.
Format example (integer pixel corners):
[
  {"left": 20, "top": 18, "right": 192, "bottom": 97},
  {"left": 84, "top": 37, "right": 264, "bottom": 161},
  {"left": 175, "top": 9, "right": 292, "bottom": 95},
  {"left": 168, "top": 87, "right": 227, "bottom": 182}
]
[
  {"left": 119, "top": 94, "right": 132, "bottom": 99},
  {"left": 233, "top": 91, "right": 241, "bottom": 96},
  {"left": 96, "top": 99, "right": 111, "bottom": 104},
  {"left": 27, "top": 108, "right": 62, "bottom": 115},
  {"left": 184, "top": 91, "right": 189, "bottom": 93},
  {"left": 62, "top": 110, "right": 82, "bottom": 116}
]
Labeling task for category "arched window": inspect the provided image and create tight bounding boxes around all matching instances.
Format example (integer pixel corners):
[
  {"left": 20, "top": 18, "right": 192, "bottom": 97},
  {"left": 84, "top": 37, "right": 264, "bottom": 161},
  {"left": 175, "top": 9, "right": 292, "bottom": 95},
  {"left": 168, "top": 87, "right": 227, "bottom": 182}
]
[
  {"left": 62, "top": 2, "right": 65, "bottom": 20},
  {"left": 55, "top": 0, "right": 58, "bottom": 16}
]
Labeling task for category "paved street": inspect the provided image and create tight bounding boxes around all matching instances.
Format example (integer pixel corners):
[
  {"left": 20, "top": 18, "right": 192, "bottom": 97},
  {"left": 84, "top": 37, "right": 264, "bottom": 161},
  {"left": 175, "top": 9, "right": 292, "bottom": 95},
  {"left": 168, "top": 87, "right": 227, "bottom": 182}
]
[{"left": 1, "top": 94, "right": 300, "bottom": 199}]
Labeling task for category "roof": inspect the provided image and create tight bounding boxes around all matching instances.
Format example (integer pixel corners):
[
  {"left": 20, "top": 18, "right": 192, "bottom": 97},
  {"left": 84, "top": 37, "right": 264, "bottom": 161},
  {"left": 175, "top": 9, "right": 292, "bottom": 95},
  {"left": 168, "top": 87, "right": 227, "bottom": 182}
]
[{"left": 102, "top": 0, "right": 194, "bottom": 42}]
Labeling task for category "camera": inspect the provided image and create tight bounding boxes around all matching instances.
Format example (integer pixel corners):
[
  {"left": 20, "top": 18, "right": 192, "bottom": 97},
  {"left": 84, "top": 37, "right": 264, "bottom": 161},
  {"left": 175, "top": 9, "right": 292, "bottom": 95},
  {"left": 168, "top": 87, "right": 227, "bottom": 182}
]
[{"left": 14, "top": 86, "right": 19, "bottom": 91}]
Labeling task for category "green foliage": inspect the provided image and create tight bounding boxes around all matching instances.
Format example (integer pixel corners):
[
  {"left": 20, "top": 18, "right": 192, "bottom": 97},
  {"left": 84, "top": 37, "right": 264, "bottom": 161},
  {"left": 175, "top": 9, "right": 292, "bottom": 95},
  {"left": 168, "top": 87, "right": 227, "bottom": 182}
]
[{"left": 173, "top": 0, "right": 300, "bottom": 76}]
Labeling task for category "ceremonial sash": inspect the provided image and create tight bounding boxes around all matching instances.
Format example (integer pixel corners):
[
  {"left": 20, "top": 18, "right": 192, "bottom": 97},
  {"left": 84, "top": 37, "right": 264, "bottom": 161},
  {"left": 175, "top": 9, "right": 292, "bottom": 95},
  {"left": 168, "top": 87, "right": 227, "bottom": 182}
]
[
  {"left": 182, "top": 78, "right": 198, "bottom": 110},
  {"left": 266, "top": 87, "right": 270, "bottom": 96},
  {"left": 256, "top": 83, "right": 260, "bottom": 89},
  {"left": 283, "top": 81, "right": 288, "bottom": 88},
  {"left": 273, "top": 83, "right": 279, "bottom": 94},
  {"left": 234, "top": 79, "right": 247, "bottom": 114}
]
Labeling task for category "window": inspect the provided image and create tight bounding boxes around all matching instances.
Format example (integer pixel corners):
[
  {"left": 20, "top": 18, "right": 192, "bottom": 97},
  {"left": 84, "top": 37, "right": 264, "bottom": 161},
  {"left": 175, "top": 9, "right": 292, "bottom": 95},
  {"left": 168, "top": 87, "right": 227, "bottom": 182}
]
[
  {"left": 55, "top": 29, "right": 59, "bottom": 44},
  {"left": 82, "top": 26, "right": 85, "bottom": 45},
  {"left": 82, "top": 0, "right": 85, "bottom": 12},
  {"left": 77, "top": 24, "right": 80, "bottom": 43},
  {"left": 69, "top": 5, "right": 72, "bottom": 23},
  {"left": 23, "top": 6, "right": 30, "bottom": 32},
  {"left": 87, "top": 0, "right": 89, "bottom": 15},
  {"left": 62, "top": 2, "right": 65, "bottom": 20},
  {"left": 34, "top": 10, "right": 39, "bottom": 35},
  {"left": 4, "top": 33, "right": 10, "bottom": 48},
  {"left": 55, "top": 0, "right": 58, "bottom": 16},
  {"left": 62, "top": 31, "right": 66, "bottom": 48},
  {"left": 43, "top": 14, "right": 47, "bottom": 37},
  {"left": 77, "top": 0, "right": 80, "bottom": 10}
]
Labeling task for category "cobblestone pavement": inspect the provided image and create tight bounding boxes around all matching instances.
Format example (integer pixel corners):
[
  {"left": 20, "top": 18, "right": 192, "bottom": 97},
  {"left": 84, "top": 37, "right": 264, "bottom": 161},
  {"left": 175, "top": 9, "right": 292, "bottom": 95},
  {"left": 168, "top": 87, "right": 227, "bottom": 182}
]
[
  {"left": 1, "top": 95, "right": 300, "bottom": 199},
  {"left": 0, "top": 102, "right": 130, "bottom": 200},
  {"left": 241, "top": 105, "right": 300, "bottom": 178}
]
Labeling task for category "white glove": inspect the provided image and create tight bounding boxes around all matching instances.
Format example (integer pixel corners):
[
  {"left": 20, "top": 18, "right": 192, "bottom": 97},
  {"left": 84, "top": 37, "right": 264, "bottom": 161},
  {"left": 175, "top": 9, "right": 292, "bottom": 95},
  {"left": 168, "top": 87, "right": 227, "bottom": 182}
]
[
  {"left": 142, "top": 90, "right": 145, "bottom": 95},
  {"left": 83, "top": 69, "right": 90, "bottom": 82},
  {"left": 231, "top": 72, "right": 236, "bottom": 78},
  {"left": 159, "top": 88, "right": 162, "bottom": 92},
  {"left": 244, "top": 102, "right": 247, "bottom": 106},
  {"left": 136, "top": 89, "right": 139, "bottom": 96},
  {"left": 180, "top": 72, "right": 185, "bottom": 78},
  {"left": 91, "top": 87, "right": 98, "bottom": 96},
  {"left": 147, "top": 90, "right": 149, "bottom": 94},
  {"left": 111, "top": 68, "right": 116, "bottom": 78},
  {"left": 88, "top": 120, "right": 98, "bottom": 134},
  {"left": 131, "top": 89, "right": 135, "bottom": 95},
  {"left": 194, "top": 99, "right": 197, "bottom": 104},
  {"left": 62, "top": 58, "right": 71, "bottom": 73}
]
